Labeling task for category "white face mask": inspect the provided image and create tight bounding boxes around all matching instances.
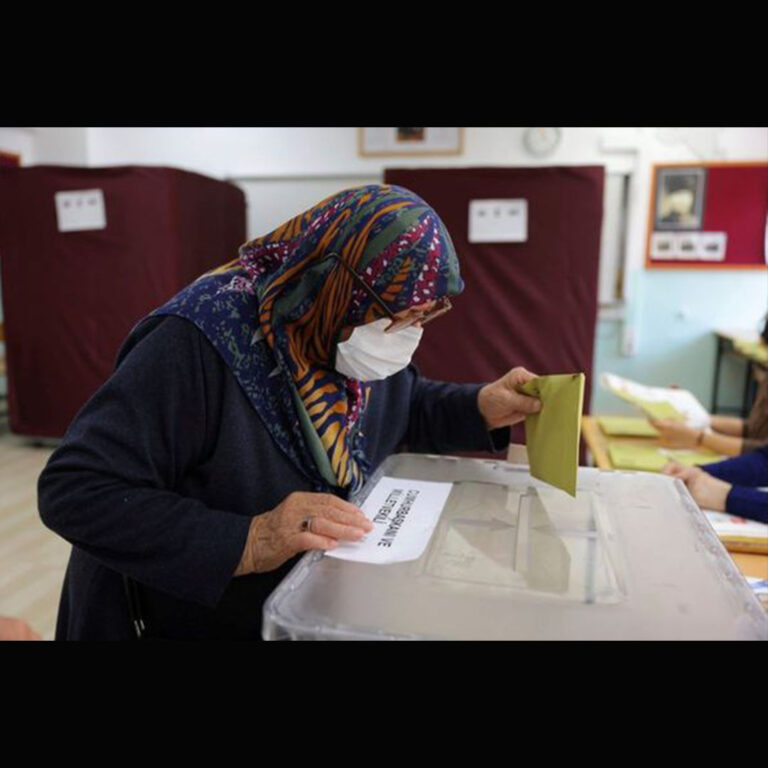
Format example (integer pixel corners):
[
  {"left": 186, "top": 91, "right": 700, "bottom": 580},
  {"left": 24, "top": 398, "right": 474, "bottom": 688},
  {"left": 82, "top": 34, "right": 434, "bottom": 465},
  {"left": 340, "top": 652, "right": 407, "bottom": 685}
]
[{"left": 334, "top": 317, "right": 423, "bottom": 381}]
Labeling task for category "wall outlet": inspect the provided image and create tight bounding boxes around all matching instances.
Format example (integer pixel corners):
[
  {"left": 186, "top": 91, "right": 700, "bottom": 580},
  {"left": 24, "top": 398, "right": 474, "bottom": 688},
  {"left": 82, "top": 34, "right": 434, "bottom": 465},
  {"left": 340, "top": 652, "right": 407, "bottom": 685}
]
[{"left": 621, "top": 325, "right": 636, "bottom": 357}]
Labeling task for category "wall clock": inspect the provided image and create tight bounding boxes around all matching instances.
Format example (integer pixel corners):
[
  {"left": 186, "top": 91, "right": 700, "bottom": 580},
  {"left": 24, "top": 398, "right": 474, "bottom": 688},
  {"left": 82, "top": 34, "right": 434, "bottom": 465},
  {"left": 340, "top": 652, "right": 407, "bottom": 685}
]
[{"left": 523, "top": 127, "right": 562, "bottom": 157}]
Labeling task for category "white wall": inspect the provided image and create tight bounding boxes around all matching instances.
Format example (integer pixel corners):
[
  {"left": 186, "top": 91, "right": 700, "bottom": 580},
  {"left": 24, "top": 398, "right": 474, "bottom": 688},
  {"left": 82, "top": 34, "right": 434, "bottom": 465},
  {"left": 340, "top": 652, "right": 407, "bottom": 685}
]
[
  {"left": 0, "top": 127, "right": 36, "bottom": 164},
  {"left": 85, "top": 126, "right": 640, "bottom": 177},
  {"left": 32, "top": 127, "right": 90, "bottom": 165}
]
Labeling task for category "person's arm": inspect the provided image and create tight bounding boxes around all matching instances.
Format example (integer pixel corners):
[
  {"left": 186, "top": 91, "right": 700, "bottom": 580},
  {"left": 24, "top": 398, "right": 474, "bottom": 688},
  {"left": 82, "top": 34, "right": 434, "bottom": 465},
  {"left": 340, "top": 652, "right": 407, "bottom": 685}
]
[
  {"left": 403, "top": 364, "right": 540, "bottom": 455},
  {"left": 699, "top": 430, "right": 743, "bottom": 457},
  {"left": 651, "top": 418, "right": 742, "bottom": 456},
  {"left": 741, "top": 436, "right": 768, "bottom": 454},
  {"left": 710, "top": 415, "right": 744, "bottom": 437},
  {"left": 702, "top": 444, "right": 768, "bottom": 487},
  {"left": 404, "top": 372, "right": 511, "bottom": 454},
  {"left": 722, "top": 486, "right": 768, "bottom": 524},
  {"left": 37, "top": 317, "right": 253, "bottom": 608}
]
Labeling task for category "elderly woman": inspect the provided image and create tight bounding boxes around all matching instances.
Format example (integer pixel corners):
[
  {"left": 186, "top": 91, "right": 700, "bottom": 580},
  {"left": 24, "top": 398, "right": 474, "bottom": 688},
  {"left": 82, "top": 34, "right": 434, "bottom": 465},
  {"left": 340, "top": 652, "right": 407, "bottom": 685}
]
[{"left": 38, "top": 184, "right": 541, "bottom": 640}]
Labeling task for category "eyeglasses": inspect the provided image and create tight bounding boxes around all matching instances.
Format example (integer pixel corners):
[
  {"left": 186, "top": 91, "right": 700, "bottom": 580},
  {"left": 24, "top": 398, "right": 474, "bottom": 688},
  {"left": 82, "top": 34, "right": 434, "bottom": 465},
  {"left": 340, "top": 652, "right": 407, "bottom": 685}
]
[{"left": 332, "top": 254, "right": 452, "bottom": 333}]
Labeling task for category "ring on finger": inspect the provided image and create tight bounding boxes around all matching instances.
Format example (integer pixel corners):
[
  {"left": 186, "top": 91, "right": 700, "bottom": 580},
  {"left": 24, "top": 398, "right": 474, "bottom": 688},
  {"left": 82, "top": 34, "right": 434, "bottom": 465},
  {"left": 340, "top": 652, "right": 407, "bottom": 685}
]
[{"left": 300, "top": 516, "right": 314, "bottom": 533}]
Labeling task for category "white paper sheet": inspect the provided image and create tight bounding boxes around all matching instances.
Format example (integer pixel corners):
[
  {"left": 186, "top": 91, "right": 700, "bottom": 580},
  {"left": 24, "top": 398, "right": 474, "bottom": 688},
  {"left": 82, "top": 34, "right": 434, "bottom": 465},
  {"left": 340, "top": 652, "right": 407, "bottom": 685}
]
[
  {"left": 704, "top": 510, "right": 768, "bottom": 539},
  {"left": 600, "top": 372, "right": 711, "bottom": 429},
  {"left": 325, "top": 476, "right": 453, "bottom": 564}
]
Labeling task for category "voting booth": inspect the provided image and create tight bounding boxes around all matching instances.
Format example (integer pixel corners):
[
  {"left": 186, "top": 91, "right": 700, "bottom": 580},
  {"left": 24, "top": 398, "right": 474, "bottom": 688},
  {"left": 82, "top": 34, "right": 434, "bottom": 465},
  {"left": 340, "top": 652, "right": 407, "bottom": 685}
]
[
  {"left": 383, "top": 166, "right": 604, "bottom": 459},
  {"left": 0, "top": 165, "right": 246, "bottom": 438},
  {"left": 263, "top": 454, "right": 768, "bottom": 640}
]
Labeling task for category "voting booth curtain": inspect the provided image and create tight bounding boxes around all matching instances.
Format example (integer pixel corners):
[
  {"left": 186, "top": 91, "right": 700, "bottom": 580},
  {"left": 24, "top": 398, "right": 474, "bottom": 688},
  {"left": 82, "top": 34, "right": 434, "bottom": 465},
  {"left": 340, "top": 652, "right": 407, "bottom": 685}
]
[
  {"left": 0, "top": 165, "right": 246, "bottom": 438},
  {"left": 384, "top": 166, "right": 604, "bottom": 453}
]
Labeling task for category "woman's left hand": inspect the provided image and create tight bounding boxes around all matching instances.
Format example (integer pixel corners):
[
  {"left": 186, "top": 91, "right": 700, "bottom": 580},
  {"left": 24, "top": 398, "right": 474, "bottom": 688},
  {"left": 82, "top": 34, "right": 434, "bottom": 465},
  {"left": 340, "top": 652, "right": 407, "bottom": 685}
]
[
  {"left": 650, "top": 418, "right": 701, "bottom": 449},
  {"left": 478, "top": 367, "right": 541, "bottom": 430}
]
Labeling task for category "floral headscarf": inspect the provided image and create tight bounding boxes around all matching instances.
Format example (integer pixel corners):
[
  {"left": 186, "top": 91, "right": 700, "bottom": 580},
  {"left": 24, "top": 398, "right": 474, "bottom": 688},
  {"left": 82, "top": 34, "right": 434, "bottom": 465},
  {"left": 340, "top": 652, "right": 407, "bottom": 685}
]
[{"left": 151, "top": 184, "right": 463, "bottom": 494}]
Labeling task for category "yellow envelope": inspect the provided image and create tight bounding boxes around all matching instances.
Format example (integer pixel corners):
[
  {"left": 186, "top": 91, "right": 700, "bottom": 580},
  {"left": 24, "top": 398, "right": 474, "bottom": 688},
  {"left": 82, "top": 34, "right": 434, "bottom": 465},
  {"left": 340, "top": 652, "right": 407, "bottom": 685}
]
[
  {"left": 517, "top": 373, "right": 585, "bottom": 497},
  {"left": 597, "top": 416, "right": 659, "bottom": 437}
]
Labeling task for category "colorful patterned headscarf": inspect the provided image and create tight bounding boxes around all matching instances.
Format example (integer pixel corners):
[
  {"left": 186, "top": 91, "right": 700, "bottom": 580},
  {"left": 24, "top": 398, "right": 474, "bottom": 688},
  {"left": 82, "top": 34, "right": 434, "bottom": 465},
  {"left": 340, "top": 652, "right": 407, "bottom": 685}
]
[{"left": 151, "top": 184, "right": 463, "bottom": 494}]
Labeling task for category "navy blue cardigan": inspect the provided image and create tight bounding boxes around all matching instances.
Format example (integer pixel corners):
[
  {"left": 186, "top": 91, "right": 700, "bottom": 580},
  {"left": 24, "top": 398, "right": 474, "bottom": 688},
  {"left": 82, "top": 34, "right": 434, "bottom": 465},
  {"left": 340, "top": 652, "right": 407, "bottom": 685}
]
[
  {"left": 704, "top": 445, "right": 768, "bottom": 523},
  {"left": 38, "top": 316, "right": 509, "bottom": 640}
]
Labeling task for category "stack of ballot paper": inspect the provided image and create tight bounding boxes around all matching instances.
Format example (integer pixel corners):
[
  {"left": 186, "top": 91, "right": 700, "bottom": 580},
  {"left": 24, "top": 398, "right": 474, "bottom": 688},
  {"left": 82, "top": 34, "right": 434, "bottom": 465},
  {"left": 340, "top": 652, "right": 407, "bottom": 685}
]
[
  {"left": 607, "top": 443, "right": 723, "bottom": 472},
  {"left": 597, "top": 416, "right": 659, "bottom": 437},
  {"left": 608, "top": 444, "right": 667, "bottom": 472},
  {"left": 733, "top": 337, "right": 768, "bottom": 365},
  {"left": 601, "top": 372, "right": 711, "bottom": 429},
  {"left": 517, "top": 373, "right": 585, "bottom": 497}
]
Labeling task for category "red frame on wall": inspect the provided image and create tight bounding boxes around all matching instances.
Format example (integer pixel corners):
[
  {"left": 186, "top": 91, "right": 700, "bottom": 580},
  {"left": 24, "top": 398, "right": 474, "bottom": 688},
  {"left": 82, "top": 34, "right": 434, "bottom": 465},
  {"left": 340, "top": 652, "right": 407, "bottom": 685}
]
[{"left": 645, "top": 161, "right": 768, "bottom": 270}]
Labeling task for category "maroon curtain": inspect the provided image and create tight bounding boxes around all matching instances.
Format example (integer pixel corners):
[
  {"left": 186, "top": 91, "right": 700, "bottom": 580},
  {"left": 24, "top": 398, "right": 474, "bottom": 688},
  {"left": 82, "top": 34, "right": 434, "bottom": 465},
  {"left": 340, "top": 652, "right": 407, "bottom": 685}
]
[
  {"left": 0, "top": 165, "right": 246, "bottom": 438},
  {"left": 384, "top": 166, "right": 604, "bottom": 452}
]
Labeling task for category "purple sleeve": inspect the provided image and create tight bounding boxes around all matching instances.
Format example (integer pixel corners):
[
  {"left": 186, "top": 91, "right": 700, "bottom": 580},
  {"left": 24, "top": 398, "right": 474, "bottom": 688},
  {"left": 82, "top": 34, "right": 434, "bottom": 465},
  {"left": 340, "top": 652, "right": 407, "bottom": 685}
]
[
  {"left": 703, "top": 444, "right": 768, "bottom": 487},
  {"left": 724, "top": 486, "right": 768, "bottom": 524}
]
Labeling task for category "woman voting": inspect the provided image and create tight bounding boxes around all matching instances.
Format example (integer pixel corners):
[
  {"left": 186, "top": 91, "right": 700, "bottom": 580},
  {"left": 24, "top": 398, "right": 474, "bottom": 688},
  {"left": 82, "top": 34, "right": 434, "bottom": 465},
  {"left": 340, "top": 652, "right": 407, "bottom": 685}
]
[{"left": 38, "top": 185, "right": 542, "bottom": 640}]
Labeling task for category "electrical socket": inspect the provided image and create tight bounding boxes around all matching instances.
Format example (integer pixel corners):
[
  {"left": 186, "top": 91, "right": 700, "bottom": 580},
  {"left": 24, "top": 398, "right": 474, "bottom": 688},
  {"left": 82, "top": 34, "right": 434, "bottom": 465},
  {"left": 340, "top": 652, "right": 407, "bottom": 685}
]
[{"left": 621, "top": 325, "right": 636, "bottom": 357}]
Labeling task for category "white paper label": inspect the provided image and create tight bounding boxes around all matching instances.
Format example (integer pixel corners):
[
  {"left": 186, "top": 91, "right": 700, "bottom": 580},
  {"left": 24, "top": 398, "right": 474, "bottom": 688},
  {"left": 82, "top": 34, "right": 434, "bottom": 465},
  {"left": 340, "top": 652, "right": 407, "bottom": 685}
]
[
  {"left": 697, "top": 232, "right": 727, "bottom": 261},
  {"left": 650, "top": 231, "right": 727, "bottom": 261},
  {"left": 55, "top": 189, "right": 107, "bottom": 232},
  {"left": 468, "top": 199, "right": 528, "bottom": 243},
  {"left": 325, "top": 476, "right": 453, "bottom": 564}
]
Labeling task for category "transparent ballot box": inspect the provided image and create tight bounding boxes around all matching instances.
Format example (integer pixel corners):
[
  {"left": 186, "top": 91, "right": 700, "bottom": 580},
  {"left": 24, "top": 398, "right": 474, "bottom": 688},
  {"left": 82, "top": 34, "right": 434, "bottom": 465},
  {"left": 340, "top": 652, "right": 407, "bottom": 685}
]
[{"left": 262, "top": 454, "right": 768, "bottom": 640}]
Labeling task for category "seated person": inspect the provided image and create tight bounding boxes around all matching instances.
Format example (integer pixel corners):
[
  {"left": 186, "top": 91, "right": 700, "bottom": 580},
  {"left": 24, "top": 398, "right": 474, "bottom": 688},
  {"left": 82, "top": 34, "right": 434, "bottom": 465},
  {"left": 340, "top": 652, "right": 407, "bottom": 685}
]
[
  {"left": 652, "top": 320, "right": 768, "bottom": 457},
  {"left": 664, "top": 444, "right": 768, "bottom": 524}
]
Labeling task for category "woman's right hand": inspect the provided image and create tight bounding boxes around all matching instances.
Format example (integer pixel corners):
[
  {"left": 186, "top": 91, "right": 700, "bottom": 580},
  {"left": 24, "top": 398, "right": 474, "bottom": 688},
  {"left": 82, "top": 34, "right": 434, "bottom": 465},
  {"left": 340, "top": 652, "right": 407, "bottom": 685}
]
[
  {"left": 234, "top": 491, "right": 373, "bottom": 576},
  {"left": 662, "top": 461, "right": 702, "bottom": 482}
]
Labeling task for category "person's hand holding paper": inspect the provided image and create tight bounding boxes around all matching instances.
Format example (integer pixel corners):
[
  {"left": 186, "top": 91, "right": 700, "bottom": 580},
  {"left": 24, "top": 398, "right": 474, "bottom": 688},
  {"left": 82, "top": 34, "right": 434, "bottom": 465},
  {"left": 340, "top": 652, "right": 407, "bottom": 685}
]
[
  {"left": 516, "top": 373, "right": 585, "bottom": 497},
  {"left": 477, "top": 366, "right": 542, "bottom": 429},
  {"left": 649, "top": 417, "right": 702, "bottom": 448}
]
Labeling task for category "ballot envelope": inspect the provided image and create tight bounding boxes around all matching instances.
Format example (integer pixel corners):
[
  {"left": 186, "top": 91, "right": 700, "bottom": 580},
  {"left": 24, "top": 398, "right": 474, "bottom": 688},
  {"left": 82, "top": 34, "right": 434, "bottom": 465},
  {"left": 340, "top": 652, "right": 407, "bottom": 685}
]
[{"left": 262, "top": 453, "right": 768, "bottom": 640}]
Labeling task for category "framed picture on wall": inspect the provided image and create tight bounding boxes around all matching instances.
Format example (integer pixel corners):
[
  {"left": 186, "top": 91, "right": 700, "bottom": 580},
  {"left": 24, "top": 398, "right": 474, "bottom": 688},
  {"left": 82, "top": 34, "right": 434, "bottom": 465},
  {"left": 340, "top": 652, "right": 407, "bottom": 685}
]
[
  {"left": 654, "top": 167, "right": 707, "bottom": 230},
  {"left": 358, "top": 127, "right": 463, "bottom": 157},
  {"left": 645, "top": 162, "right": 768, "bottom": 270}
]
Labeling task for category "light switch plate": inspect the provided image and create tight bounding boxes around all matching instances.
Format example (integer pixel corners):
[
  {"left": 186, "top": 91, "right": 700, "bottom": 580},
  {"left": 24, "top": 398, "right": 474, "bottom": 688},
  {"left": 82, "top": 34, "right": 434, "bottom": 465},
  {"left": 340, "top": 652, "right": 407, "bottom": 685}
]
[
  {"left": 468, "top": 199, "right": 528, "bottom": 243},
  {"left": 55, "top": 189, "right": 107, "bottom": 232}
]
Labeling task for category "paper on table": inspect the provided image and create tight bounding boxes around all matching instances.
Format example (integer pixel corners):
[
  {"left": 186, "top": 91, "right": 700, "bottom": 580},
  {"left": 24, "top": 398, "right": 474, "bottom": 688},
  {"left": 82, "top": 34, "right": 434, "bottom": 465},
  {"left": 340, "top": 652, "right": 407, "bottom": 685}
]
[
  {"left": 517, "top": 373, "right": 585, "bottom": 497},
  {"left": 734, "top": 338, "right": 768, "bottom": 364},
  {"left": 607, "top": 443, "right": 669, "bottom": 472},
  {"left": 660, "top": 448, "right": 724, "bottom": 466},
  {"left": 704, "top": 510, "right": 768, "bottom": 541},
  {"left": 325, "top": 476, "right": 453, "bottom": 564},
  {"left": 601, "top": 372, "right": 710, "bottom": 429},
  {"left": 608, "top": 443, "right": 723, "bottom": 472},
  {"left": 597, "top": 416, "right": 659, "bottom": 437}
]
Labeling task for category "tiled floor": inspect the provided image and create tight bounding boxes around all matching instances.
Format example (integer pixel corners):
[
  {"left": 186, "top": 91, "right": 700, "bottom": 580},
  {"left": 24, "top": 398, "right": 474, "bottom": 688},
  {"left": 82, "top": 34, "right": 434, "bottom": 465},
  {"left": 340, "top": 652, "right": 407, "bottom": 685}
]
[{"left": 0, "top": 433, "right": 68, "bottom": 640}]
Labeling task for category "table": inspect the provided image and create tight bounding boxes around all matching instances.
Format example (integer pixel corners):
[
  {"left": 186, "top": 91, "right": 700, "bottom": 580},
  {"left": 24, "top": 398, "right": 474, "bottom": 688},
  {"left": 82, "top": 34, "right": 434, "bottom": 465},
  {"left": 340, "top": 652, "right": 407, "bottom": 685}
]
[
  {"left": 581, "top": 415, "right": 673, "bottom": 470},
  {"left": 712, "top": 329, "right": 767, "bottom": 417},
  {"left": 582, "top": 414, "right": 768, "bottom": 591}
]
